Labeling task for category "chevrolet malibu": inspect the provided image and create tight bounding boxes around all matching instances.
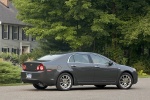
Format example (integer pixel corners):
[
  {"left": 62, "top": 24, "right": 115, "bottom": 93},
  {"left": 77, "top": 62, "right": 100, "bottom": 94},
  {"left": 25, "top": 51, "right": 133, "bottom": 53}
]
[{"left": 21, "top": 52, "right": 138, "bottom": 91}]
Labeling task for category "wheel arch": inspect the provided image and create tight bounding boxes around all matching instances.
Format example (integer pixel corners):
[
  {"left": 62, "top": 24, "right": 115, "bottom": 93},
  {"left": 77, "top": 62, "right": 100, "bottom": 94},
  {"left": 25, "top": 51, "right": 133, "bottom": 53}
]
[
  {"left": 120, "top": 71, "right": 134, "bottom": 81},
  {"left": 57, "top": 71, "right": 75, "bottom": 85}
]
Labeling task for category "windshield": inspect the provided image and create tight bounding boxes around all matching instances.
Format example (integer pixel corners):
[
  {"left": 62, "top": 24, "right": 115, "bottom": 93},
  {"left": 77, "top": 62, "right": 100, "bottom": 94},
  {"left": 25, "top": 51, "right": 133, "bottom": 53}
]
[{"left": 38, "top": 55, "right": 63, "bottom": 61}]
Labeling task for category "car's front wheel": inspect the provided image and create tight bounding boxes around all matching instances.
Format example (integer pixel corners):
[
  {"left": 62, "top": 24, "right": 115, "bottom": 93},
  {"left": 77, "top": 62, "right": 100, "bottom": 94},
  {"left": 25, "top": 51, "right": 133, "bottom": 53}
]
[
  {"left": 56, "top": 73, "right": 73, "bottom": 91},
  {"left": 33, "top": 83, "right": 48, "bottom": 90},
  {"left": 117, "top": 73, "right": 133, "bottom": 89}
]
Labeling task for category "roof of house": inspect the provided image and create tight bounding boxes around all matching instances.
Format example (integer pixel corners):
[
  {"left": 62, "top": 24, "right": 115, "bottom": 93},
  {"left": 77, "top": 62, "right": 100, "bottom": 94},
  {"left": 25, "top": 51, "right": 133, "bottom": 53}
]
[{"left": 0, "top": 1, "right": 25, "bottom": 25}]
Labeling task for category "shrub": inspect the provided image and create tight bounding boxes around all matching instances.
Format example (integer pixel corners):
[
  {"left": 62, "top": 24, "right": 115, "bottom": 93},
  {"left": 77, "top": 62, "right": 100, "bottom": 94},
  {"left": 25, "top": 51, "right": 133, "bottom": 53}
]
[
  {"left": 105, "top": 46, "right": 125, "bottom": 64},
  {"left": 138, "top": 70, "right": 148, "bottom": 76},
  {"left": 132, "top": 61, "right": 145, "bottom": 72},
  {"left": 19, "top": 54, "right": 29, "bottom": 64},
  {"left": 0, "top": 61, "right": 21, "bottom": 84},
  {"left": 30, "top": 48, "right": 46, "bottom": 60},
  {"left": 0, "top": 53, "right": 19, "bottom": 65}
]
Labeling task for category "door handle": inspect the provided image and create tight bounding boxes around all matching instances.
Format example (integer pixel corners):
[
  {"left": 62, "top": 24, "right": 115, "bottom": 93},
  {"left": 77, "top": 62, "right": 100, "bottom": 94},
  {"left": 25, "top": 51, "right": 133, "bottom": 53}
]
[
  {"left": 94, "top": 65, "right": 100, "bottom": 68},
  {"left": 71, "top": 65, "right": 76, "bottom": 67}
]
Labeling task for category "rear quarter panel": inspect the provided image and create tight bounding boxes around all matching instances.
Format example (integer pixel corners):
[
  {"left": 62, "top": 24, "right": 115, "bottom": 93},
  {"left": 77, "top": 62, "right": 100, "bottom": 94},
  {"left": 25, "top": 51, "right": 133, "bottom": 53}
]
[{"left": 42, "top": 54, "right": 74, "bottom": 83}]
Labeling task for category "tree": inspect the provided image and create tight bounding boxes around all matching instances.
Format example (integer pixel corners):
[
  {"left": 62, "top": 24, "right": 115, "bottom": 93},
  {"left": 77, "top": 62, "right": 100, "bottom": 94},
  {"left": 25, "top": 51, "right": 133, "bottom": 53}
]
[{"left": 13, "top": 0, "right": 150, "bottom": 69}]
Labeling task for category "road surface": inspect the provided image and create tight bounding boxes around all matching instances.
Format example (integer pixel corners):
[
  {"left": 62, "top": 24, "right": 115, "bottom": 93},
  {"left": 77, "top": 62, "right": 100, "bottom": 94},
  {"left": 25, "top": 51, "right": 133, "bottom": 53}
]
[{"left": 0, "top": 78, "right": 149, "bottom": 100}]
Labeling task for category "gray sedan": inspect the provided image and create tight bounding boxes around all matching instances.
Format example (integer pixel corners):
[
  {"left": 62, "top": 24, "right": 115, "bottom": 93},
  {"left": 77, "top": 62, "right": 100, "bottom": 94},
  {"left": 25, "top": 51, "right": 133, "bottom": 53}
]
[{"left": 21, "top": 52, "right": 138, "bottom": 91}]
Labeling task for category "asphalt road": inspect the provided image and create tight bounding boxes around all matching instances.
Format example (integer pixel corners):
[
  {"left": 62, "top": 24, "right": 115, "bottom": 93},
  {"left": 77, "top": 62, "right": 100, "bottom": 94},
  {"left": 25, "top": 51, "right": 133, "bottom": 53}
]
[{"left": 0, "top": 78, "right": 150, "bottom": 100}]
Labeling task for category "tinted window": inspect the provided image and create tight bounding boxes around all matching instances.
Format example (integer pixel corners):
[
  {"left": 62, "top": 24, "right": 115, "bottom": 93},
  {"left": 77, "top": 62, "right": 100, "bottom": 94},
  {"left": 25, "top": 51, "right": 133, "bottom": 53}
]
[
  {"left": 91, "top": 54, "right": 109, "bottom": 65},
  {"left": 38, "top": 55, "right": 62, "bottom": 61},
  {"left": 69, "top": 54, "right": 90, "bottom": 63}
]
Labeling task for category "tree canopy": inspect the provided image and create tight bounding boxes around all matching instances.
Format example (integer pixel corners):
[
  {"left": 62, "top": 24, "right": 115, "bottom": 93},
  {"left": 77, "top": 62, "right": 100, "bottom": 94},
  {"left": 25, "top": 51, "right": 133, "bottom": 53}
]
[{"left": 13, "top": 0, "right": 150, "bottom": 70}]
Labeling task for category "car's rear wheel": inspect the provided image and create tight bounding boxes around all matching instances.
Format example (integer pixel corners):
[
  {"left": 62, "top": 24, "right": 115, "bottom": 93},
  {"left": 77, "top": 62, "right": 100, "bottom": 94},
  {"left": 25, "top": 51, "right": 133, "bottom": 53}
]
[
  {"left": 117, "top": 73, "right": 133, "bottom": 89},
  {"left": 33, "top": 83, "right": 48, "bottom": 90},
  {"left": 94, "top": 85, "right": 106, "bottom": 88},
  {"left": 56, "top": 73, "right": 73, "bottom": 91}
]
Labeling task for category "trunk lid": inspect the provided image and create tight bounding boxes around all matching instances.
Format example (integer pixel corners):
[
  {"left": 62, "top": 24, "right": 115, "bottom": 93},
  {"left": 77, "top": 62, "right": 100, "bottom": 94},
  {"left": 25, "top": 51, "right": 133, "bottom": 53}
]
[{"left": 23, "top": 61, "right": 45, "bottom": 71}]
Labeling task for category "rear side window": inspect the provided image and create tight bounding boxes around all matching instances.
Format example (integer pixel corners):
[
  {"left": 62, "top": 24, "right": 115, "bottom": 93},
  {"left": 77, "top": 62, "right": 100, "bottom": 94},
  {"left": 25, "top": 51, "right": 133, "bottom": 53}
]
[
  {"left": 69, "top": 54, "right": 90, "bottom": 63},
  {"left": 38, "top": 55, "right": 62, "bottom": 61}
]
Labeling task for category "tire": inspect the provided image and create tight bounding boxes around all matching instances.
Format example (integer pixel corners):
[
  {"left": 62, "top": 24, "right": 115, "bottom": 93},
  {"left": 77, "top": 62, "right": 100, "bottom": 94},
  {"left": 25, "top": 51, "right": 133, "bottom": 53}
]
[
  {"left": 33, "top": 83, "right": 48, "bottom": 90},
  {"left": 56, "top": 73, "right": 73, "bottom": 91},
  {"left": 117, "top": 73, "right": 133, "bottom": 89},
  {"left": 94, "top": 85, "right": 106, "bottom": 88}
]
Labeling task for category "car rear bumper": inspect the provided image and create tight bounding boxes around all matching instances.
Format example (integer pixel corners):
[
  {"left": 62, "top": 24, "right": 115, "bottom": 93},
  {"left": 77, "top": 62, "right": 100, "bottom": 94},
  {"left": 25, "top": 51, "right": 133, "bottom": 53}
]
[{"left": 21, "top": 70, "right": 57, "bottom": 86}]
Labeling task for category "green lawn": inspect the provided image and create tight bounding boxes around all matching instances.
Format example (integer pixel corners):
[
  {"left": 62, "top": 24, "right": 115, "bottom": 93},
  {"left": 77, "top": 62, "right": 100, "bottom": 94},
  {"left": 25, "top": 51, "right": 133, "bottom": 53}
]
[
  {"left": 0, "top": 83, "right": 30, "bottom": 86},
  {"left": 138, "top": 75, "right": 150, "bottom": 78}
]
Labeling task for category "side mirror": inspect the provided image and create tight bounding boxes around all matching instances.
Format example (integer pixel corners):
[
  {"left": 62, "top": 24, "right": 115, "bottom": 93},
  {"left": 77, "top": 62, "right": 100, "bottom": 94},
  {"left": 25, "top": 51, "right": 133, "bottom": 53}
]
[{"left": 108, "top": 61, "right": 113, "bottom": 66}]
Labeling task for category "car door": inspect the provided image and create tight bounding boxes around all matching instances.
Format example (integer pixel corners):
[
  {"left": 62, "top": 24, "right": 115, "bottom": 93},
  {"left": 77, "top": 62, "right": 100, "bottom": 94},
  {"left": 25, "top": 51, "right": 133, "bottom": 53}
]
[
  {"left": 68, "top": 54, "right": 94, "bottom": 83},
  {"left": 90, "top": 54, "right": 120, "bottom": 83}
]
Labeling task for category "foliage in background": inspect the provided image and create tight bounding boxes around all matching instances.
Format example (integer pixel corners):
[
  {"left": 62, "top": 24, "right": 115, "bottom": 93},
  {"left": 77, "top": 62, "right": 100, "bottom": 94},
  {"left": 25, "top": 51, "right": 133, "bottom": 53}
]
[
  {"left": 138, "top": 70, "right": 148, "bottom": 77},
  {"left": 0, "top": 53, "right": 19, "bottom": 65},
  {"left": 0, "top": 61, "right": 21, "bottom": 84},
  {"left": 39, "top": 36, "right": 72, "bottom": 54},
  {"left": 12, "top": 0, "right": 150, "bottom": 73}
]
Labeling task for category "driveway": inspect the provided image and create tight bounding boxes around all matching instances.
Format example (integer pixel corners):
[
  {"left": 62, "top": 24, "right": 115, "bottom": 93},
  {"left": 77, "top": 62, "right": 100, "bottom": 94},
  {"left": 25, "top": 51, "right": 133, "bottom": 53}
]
[{"left": 0, "top": 78, "right": 150, "bottom": 100}]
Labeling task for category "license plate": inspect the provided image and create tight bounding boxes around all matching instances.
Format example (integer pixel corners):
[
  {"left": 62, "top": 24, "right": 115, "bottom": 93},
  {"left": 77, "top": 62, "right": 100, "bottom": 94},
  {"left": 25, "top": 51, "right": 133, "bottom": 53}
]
[{"left": 26, "top": 73, "right": 32, "bottom": 79}]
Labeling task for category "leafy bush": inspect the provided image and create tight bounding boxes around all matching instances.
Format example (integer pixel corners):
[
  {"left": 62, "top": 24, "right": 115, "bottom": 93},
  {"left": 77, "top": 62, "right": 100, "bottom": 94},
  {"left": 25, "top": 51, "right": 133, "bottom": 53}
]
[
  {"left": 29, "top": 48, "right": 46, "bottom": 60},
  {"left": 0, "top": 61, "right": 21, "bottom": 84},
  {"left": 132, "top": 61, "right": 145, "bottom": 72},
  {"left": 138, "top": 70, "right": 148, "bottom": 76},
  {"left": 0, "top": 53, "right": 19, "bottom": 65},
  {"left": 19, "top": 54, "right": 29, "bottom": 64},
  {"left": 105, "top": 46, "right": 125, "bottom": 64}
]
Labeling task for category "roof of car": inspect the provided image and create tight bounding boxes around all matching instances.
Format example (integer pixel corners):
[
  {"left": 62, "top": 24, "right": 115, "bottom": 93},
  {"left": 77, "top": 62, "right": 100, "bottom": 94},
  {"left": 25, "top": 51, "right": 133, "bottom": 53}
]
[{"left": 49, "top": 52, "right": 93, "bottom": 55}]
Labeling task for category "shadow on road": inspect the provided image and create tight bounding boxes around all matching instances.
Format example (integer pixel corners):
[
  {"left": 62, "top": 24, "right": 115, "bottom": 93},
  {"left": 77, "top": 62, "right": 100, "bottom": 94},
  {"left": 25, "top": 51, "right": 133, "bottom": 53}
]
[{"left": 23, "top": 86, "right": 137, "bottom": 92}]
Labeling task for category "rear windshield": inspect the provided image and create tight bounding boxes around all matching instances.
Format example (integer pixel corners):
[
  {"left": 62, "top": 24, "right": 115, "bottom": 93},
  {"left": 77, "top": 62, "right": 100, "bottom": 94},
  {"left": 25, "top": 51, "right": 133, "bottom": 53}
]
[{"left": 38, "top": 55, "right": 63, "bottom": 61}]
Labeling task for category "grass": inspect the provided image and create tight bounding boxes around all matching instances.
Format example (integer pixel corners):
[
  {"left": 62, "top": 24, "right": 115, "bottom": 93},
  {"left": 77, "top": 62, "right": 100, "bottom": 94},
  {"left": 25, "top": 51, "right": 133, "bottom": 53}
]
[
  {"left": 0, "top": 83, "right": 30, "bottom": 86},
  {"left": 138, "top": 75, "right": 150, "bottom": 78}
]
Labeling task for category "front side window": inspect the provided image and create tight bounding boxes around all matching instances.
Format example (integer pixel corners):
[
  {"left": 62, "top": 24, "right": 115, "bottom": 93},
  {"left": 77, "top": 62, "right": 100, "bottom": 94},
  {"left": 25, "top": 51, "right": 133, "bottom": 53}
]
[
  {"left": 69, "top": 54, "right": 90, "bottom": 63},
  {"left": 2, "top": 25, "right": 9, "bottom": 39},
  {"left": 90, "top": 54, "right": 109, "bottom": 65},
  {"left": 12, "top": 26, "right": 19, "bottom": 40}
]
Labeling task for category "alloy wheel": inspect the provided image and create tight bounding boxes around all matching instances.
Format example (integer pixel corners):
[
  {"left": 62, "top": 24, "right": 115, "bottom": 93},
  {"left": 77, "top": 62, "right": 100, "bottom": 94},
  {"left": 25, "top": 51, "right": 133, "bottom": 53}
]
[
  {"left": 117, "top": 73, "right": 133, "bottom": 89},
  {"left": 56, "top": 73, "right": 73, "bottom": 91}
]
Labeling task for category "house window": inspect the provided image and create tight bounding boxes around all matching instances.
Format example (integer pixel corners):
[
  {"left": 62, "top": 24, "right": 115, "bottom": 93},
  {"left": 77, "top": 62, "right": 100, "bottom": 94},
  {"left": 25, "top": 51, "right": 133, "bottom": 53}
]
[
  {"left": 22, "top": 29, "right": 29, "bottom": 41},
  {"left": 32, "top": 37, "right": 36, "bottom": 41},
  {"left": 2, "top": 25, "right": 9, "bottom": 39},
  {"left": 12, "top": 26, "right": 19, "bottom": 40},
  {"left": 12, "top": 48, "right": 19, "bottom": 54},
  {"left": 2, "top": 47, "right": 9, "bottom": 53}
]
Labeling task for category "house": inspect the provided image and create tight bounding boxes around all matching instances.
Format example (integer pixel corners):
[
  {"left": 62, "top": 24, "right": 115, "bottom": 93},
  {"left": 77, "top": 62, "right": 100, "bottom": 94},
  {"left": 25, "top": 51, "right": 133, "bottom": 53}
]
[{"left": 0, "top": 0, "right": 37, "bottom": 55}]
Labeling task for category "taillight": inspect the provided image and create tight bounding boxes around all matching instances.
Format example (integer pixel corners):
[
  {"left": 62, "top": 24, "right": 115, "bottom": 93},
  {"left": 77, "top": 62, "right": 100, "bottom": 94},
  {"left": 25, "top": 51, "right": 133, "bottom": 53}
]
[
  {"left": 22, "top": 64, "right": 26, "bottom": 70},
  {"left": 37, "top": 64, "right": 45, "bottom": 71}
]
